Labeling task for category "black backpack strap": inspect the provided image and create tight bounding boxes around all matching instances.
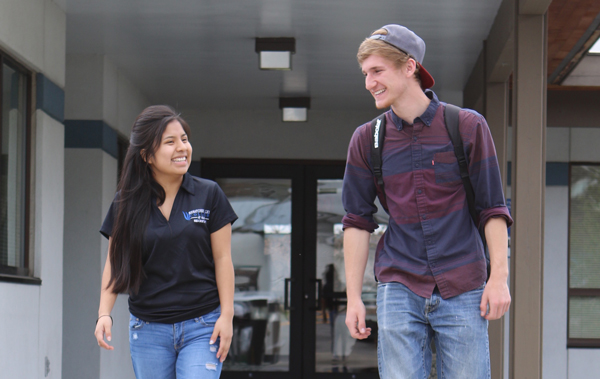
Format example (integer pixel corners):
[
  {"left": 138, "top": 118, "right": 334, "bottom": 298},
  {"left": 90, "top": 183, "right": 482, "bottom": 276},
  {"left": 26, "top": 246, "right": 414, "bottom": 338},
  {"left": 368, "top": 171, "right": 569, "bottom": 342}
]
[
  {"left": 443, "top": 104, "right": 478, "bottom": 225},
  {"left": 370, "top": 113, "right": 387, "bottom": 202},
  {"left": 444, "top": 104, "right": 490, "bottom": 277}
]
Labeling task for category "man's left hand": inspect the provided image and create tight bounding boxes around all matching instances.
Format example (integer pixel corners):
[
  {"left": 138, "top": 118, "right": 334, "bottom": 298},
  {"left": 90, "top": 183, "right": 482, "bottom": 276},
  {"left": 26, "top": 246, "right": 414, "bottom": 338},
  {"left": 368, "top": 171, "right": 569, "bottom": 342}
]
[{"left": 480, "top": 276, "right": 511, "bottom": 320}]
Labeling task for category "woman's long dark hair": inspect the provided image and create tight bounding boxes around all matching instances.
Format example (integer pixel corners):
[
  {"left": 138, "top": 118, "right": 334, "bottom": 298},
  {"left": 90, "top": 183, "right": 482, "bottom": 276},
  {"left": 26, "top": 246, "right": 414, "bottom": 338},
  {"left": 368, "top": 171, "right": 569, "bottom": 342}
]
[{"left": 108, "top": 105, "right": 191, "bottom": 294}]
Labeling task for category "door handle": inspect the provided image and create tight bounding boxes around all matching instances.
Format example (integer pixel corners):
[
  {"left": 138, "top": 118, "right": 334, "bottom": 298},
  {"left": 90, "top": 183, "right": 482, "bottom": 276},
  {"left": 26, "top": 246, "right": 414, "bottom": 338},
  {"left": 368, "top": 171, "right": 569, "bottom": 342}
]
[
  {"left": 310, "top": 278, "right": 323, "bottom": 310},
  {"left": 284, "top": 278, "right": 295, "bottom": 310}
]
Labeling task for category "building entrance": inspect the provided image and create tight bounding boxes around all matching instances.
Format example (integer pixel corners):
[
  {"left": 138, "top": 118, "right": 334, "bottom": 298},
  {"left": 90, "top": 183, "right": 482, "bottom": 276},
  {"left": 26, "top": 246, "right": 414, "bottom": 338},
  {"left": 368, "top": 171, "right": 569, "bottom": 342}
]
[{"left": 201, "top": 160, "right": 381, "bottom": 379}]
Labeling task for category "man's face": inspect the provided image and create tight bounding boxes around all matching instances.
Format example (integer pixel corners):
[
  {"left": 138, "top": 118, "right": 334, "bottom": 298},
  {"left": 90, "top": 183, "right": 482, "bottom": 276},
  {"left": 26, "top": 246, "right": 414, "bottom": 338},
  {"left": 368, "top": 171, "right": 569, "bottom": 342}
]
[{"left": 361, "top": 54, "right": 410, "bottom": 109}]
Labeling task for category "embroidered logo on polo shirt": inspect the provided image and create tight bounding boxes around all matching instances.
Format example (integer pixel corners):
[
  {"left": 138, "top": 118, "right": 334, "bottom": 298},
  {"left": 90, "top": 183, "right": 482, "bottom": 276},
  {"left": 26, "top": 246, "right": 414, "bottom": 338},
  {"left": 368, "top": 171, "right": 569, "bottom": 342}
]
[{"left": 183, "top": 209, "right": 210, "bottom": 223}]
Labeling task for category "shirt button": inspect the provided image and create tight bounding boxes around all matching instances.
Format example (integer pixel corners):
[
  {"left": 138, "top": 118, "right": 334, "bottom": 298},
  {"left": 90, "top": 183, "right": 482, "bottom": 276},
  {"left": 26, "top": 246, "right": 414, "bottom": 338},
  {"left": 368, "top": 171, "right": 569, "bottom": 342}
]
[
  {"left": 413, "top": 136, "right": 418, "bottom": 141},
  {"left": 417, "top": 189, "right": 422, "bottom": 194},
  {"left": 422, "top": 215, "right": 427, "bottom": 220},
  {"left": 415, "top": 163, "right": 420, "bottom": 168}
]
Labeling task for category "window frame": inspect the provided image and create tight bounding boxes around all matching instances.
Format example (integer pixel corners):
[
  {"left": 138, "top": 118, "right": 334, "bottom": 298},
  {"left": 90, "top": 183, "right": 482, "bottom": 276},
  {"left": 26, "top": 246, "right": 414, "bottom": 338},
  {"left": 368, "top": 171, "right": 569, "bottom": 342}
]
[
  {"left": 567, "top": 162, "right": 600, "bottom": 347},
  {"left": 0, "top": 50, "right": 37, "bottom": 285}
]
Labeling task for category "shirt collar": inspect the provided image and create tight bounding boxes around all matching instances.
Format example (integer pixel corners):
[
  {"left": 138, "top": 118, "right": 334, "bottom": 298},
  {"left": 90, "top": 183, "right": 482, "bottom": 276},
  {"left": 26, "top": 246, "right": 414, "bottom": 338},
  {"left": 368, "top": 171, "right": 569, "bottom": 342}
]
[
  {"left": 180, "top": 172, "right": 195, "bottom": 195},
  {"left": 390, "top": 89, "right": 440, "bottom": 130}
]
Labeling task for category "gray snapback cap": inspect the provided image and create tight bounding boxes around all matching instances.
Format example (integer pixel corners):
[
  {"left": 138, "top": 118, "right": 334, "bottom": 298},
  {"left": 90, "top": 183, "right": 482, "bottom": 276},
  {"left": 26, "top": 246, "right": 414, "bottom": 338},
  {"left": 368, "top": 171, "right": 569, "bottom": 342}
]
[{"left": 368, "top": 24, "right": 435, "bottom": 89}]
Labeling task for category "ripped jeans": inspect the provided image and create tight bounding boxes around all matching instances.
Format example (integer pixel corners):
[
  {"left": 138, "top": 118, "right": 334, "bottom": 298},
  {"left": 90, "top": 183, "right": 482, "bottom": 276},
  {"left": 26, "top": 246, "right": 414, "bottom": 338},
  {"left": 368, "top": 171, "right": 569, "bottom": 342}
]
[
  {"left": 129, "top": 306, "right": 222, "bottom": 379},
  {"left": 377, "top": 283, "right": 490, "bottom": 379}
]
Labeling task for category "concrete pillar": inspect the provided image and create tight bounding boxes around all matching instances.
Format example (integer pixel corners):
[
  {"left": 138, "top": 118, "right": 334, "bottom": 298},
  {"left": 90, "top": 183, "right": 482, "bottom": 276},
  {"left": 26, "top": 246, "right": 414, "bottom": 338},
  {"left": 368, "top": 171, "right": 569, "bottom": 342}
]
[
  {"left": 62, "top": 54, "right": 137, "bottom": 379},
  {"left": 509, "top": 4, "right": 547, "bottom": 379},
  {"left": 486, "top": 81, "right": 509, "bottom": 379},
  {"left": 486, "top": 82, "right": 509, "bottom": 191}
]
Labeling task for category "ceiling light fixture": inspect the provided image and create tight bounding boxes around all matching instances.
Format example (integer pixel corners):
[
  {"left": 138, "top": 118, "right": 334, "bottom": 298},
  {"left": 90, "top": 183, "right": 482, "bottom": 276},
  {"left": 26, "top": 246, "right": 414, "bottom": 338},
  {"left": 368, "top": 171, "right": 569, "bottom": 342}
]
[
  {"left": 279, "top": 97, "right": 310, "bottom": 122},
  {"left": 255, "top": 38, "right": 296, "bottom": 70}
]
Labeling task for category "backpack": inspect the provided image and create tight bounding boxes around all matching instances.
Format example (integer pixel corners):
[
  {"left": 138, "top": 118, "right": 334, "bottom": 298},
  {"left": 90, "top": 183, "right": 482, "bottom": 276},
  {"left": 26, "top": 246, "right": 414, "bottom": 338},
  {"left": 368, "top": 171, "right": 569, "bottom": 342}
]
[{"left": 369, "top": 104, "right": 490, "bottom": 279}]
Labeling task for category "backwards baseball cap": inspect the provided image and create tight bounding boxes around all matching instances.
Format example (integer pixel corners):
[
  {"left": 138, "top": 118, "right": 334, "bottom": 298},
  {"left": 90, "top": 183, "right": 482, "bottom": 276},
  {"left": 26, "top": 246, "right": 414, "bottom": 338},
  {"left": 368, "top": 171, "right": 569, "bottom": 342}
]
[{"left": 368, "top": 24, "right": 435, "bottom": 89}]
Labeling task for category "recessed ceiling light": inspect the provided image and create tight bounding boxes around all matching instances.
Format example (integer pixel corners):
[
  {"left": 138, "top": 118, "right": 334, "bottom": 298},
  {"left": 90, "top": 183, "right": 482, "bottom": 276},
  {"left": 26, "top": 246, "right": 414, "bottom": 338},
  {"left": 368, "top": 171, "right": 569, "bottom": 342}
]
[
  {"left": 279, "top": 97, "right": 310, "bottom": 122},
  {"left": 255, "top": 38, "right": 296, "bottom": 70}
]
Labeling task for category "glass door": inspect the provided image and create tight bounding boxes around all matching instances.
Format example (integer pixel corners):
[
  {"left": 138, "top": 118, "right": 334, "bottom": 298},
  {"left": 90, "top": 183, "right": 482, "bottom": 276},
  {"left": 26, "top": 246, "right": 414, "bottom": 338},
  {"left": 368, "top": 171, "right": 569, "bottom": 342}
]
[
  {"left": 218, "top": 178, "right": 292, "bottom": 372},
  {"left": 303, "top": 166, "right": 387, "bottom": 378},
  {"left": 202, "top": 160, "right": 384, "bottom": 378},
  {"left": 202, "top": 161, "right": 304, "bottom": 379}
]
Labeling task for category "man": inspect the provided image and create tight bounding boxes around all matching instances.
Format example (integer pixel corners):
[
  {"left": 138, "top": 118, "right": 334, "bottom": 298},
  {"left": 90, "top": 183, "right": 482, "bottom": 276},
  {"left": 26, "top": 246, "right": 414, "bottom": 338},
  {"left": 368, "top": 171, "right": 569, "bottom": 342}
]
[{"left": 342, "top": 24, "right": 513, "bottom": 379}]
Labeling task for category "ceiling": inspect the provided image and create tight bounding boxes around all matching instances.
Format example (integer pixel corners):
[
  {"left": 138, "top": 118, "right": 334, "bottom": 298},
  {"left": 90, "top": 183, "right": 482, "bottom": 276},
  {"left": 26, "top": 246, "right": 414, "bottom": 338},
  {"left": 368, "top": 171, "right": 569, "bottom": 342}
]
[{"left": 64, "top": 0, "right": 504, "bottom": 111}]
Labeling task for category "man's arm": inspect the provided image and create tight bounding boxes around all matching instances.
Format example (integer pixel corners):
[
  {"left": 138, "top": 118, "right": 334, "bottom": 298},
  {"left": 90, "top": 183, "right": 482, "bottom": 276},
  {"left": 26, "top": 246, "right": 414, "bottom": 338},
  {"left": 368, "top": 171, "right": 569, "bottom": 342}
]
[
  {"left": 461, "top": 112, "right": 512, "bottom": 320},
  {"left": 480, "top": 217, "right": 511, "bottom": 320},
  {"left": 344, "top": 227, "right": 372, "bottom": 339}
]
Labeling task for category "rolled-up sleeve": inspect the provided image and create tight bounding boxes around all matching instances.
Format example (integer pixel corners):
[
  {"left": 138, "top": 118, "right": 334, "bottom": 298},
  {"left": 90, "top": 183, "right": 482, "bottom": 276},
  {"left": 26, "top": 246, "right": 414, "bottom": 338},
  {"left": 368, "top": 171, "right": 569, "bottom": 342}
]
[
  {"left": 462, "top": 111, "right": 513, "bottom": 228},
  {"left": 342, "top": 124, "right": 380, "bottom": 233}
]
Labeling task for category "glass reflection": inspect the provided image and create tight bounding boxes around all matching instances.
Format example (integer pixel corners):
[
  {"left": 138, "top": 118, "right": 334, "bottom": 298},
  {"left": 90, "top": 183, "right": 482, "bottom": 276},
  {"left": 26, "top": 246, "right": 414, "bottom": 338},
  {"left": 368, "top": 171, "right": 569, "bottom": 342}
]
[
  {"left": 315, "top": 179, "right": 388, "bottom": 373},
  {"left": 217, "top": 178, "right": 292, "bottom": 372}
]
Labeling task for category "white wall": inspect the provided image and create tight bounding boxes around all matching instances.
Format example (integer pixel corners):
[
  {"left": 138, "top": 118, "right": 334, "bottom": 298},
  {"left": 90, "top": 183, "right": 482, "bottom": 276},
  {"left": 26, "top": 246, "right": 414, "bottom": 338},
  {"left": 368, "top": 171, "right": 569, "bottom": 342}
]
[
  {"left": 62, "top": 149, "right": 134, "bottom": 379},
  {"left": 34, "top": 110, "right": 65, "bottom": 379},
  {"left": 0, "top": 110, "right": 67, "bottom": 379},
  {"left": 568, "top": 349, "right": 600, "bottom": 378},
  {"left": 63, "top": 52, "right": 148, "bottom": 379},
  {"left": 65, "top": 54, "right": 150, "bottom": 135},
  {"left": 0, "top": 283, "right": 41, "bottom": 377},
  {"left": 182, "top": 108, "right": 380, "bottom": 161},
  {"left": 99, "top": 152, "right": 134, "bottom": 379},
  {"left": 64, "top": 54, "right": 105, "bottom": 120},
  {"left": 505, "top": 126, "right": 600, "bottom": 378},
  {"left": 541, "top": 127, "right": 600, "bottom": 378},
  {"left": 0, "top": 0, "right": 65, "bottom": 86},
  {"left": 543, "top": 186, "right": 569, "bottom": 379},
  {"left": 62, "top": 149, "right": 104, "bottom": 379},
  {"left": 0, "top": 1, "right": 66, "bottom": 377}
]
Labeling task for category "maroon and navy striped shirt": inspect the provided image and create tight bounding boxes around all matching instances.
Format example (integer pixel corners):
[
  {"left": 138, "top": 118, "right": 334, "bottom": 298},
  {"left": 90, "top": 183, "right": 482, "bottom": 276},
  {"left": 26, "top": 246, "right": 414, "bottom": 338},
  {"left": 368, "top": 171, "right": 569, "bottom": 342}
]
[{"left": 342, "top": 90, "right": 513, "bottom": 299}]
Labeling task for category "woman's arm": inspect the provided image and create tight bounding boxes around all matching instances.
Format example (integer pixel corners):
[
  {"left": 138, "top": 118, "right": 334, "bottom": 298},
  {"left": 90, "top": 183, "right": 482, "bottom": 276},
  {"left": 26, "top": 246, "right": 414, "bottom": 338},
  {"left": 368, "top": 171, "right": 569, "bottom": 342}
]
[
  {"left": 94, "top": 237, "right": 118, "bottom": 350},
  {"left": 210, "top": 223, "right": 235, "bottom": 362}
]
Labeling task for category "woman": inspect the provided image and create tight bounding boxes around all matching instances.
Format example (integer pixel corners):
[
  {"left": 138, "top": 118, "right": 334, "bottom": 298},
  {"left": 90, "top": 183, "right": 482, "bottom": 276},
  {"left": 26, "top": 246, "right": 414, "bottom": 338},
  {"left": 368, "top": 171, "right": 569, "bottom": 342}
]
[{"left": 94, "top": 105, "right": 237, "bottom": 378}]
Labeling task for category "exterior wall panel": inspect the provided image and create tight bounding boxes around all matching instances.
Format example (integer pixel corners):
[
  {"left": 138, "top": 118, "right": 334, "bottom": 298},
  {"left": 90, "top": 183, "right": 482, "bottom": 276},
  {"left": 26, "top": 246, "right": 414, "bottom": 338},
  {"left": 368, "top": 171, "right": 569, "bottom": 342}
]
[{"left": 34, "top": 110, "right": 65, "bottom": 379}]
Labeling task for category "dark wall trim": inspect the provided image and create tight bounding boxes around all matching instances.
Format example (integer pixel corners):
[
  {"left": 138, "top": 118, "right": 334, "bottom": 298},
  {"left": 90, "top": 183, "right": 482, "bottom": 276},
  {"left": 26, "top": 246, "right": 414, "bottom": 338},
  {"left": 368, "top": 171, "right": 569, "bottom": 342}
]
[
  {"left": 64, "top": 120, "right": 119, "bottom": 159},
  {"left": 507, "top": 162, "right": 568, "bottom": 186},
  {"left": 35, "top": 73, "right": 64, "bottom": 123},
  {"left": 0, "top": 273, "right": 42, "bottom": 285},
  {"left": 546, "top": 162, "right": 569, "bottom": 186},
  {"left": 567, "top": 338, "right": 600, "bottom": 348}
]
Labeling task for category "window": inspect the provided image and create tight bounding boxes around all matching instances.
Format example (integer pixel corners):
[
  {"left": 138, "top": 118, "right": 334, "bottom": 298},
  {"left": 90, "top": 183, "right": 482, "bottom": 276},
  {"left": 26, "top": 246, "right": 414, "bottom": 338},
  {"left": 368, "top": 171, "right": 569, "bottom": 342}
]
[
  {"left": 0, "top": 52, "right": 32, "bottom": 280},
  {"left": 568, "top": 164, "right": 600, "bottom": 347}
]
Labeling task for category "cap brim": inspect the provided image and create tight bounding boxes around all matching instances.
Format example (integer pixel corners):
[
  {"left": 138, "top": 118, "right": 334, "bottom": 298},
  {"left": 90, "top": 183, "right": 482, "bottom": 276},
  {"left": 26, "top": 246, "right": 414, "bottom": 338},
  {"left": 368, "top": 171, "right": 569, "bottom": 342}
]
[{"left": 418, "top": 64, "right": 435, "bottom": 89}]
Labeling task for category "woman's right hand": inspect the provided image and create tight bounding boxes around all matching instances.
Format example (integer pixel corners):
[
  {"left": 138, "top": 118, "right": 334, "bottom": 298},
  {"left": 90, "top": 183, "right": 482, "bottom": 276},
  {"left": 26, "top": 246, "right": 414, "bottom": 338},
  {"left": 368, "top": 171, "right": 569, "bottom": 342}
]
[{"left": 94, "top": 316, "right": 114, "bottom": 350}]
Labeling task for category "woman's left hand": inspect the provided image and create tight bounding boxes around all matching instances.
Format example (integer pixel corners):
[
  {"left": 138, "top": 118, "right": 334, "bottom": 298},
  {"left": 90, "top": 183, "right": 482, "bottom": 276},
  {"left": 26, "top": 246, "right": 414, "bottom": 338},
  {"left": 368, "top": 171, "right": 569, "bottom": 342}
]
[{"left": 210, "top": 315, "right": 233, "bottom": 362}]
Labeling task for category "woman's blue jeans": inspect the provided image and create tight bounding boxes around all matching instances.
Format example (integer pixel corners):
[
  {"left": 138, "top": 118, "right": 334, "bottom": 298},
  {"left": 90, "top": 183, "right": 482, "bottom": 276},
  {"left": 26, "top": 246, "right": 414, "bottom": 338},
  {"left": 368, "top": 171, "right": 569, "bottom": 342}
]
[
  {"left": 377, "top": 282, "right": 490, "bottom": 379},
  {"left": 128, "top": 306, "right": 222, "bottom": 379}
]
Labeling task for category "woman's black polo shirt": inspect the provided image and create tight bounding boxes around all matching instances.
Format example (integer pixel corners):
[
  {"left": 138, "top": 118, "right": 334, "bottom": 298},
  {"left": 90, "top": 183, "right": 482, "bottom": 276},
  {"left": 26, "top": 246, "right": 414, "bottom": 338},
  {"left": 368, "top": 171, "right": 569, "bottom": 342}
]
[{"left": 100, "top": 173, "right": 238, "bottom": 323}]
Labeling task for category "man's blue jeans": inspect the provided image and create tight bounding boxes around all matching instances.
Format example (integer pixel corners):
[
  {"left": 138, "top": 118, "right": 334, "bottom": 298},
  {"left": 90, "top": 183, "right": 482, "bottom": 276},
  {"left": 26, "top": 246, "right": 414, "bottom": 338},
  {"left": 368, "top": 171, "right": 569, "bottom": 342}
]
[
  {"left": 377, "top": 282, "right": 490, "bottom": 379},
  {"left": 128, "top": 306, "right": 222, "bottom": 379}
]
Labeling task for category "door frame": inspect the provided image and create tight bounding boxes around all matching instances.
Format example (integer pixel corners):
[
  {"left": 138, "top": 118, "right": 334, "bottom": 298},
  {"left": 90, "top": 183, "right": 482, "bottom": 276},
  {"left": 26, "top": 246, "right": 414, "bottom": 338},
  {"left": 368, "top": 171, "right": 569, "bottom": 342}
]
[{"left": 201, "top": 159, "right": 378, "bottom": 379}]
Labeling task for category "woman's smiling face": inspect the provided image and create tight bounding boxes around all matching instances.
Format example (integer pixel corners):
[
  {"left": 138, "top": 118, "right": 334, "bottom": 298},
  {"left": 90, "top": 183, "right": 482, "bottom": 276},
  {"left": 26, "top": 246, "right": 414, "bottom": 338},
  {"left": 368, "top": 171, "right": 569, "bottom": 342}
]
[{"left": 147, "top": 120, "right": 192, "bottom": 180}]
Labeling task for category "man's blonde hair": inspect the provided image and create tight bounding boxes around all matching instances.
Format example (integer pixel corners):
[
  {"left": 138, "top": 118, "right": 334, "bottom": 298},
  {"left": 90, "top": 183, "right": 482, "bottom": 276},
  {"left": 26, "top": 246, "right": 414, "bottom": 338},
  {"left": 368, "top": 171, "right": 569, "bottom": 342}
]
[{"left": 357, "top": 28, "right": 421, "bottom": 84}]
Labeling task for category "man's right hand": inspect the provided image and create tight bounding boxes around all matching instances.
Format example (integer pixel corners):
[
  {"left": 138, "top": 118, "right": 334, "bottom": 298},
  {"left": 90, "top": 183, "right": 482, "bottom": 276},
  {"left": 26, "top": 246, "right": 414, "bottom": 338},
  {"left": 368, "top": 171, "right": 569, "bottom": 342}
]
[{"left": 345, "top": 299, "right": 372, "bottom": 339}]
